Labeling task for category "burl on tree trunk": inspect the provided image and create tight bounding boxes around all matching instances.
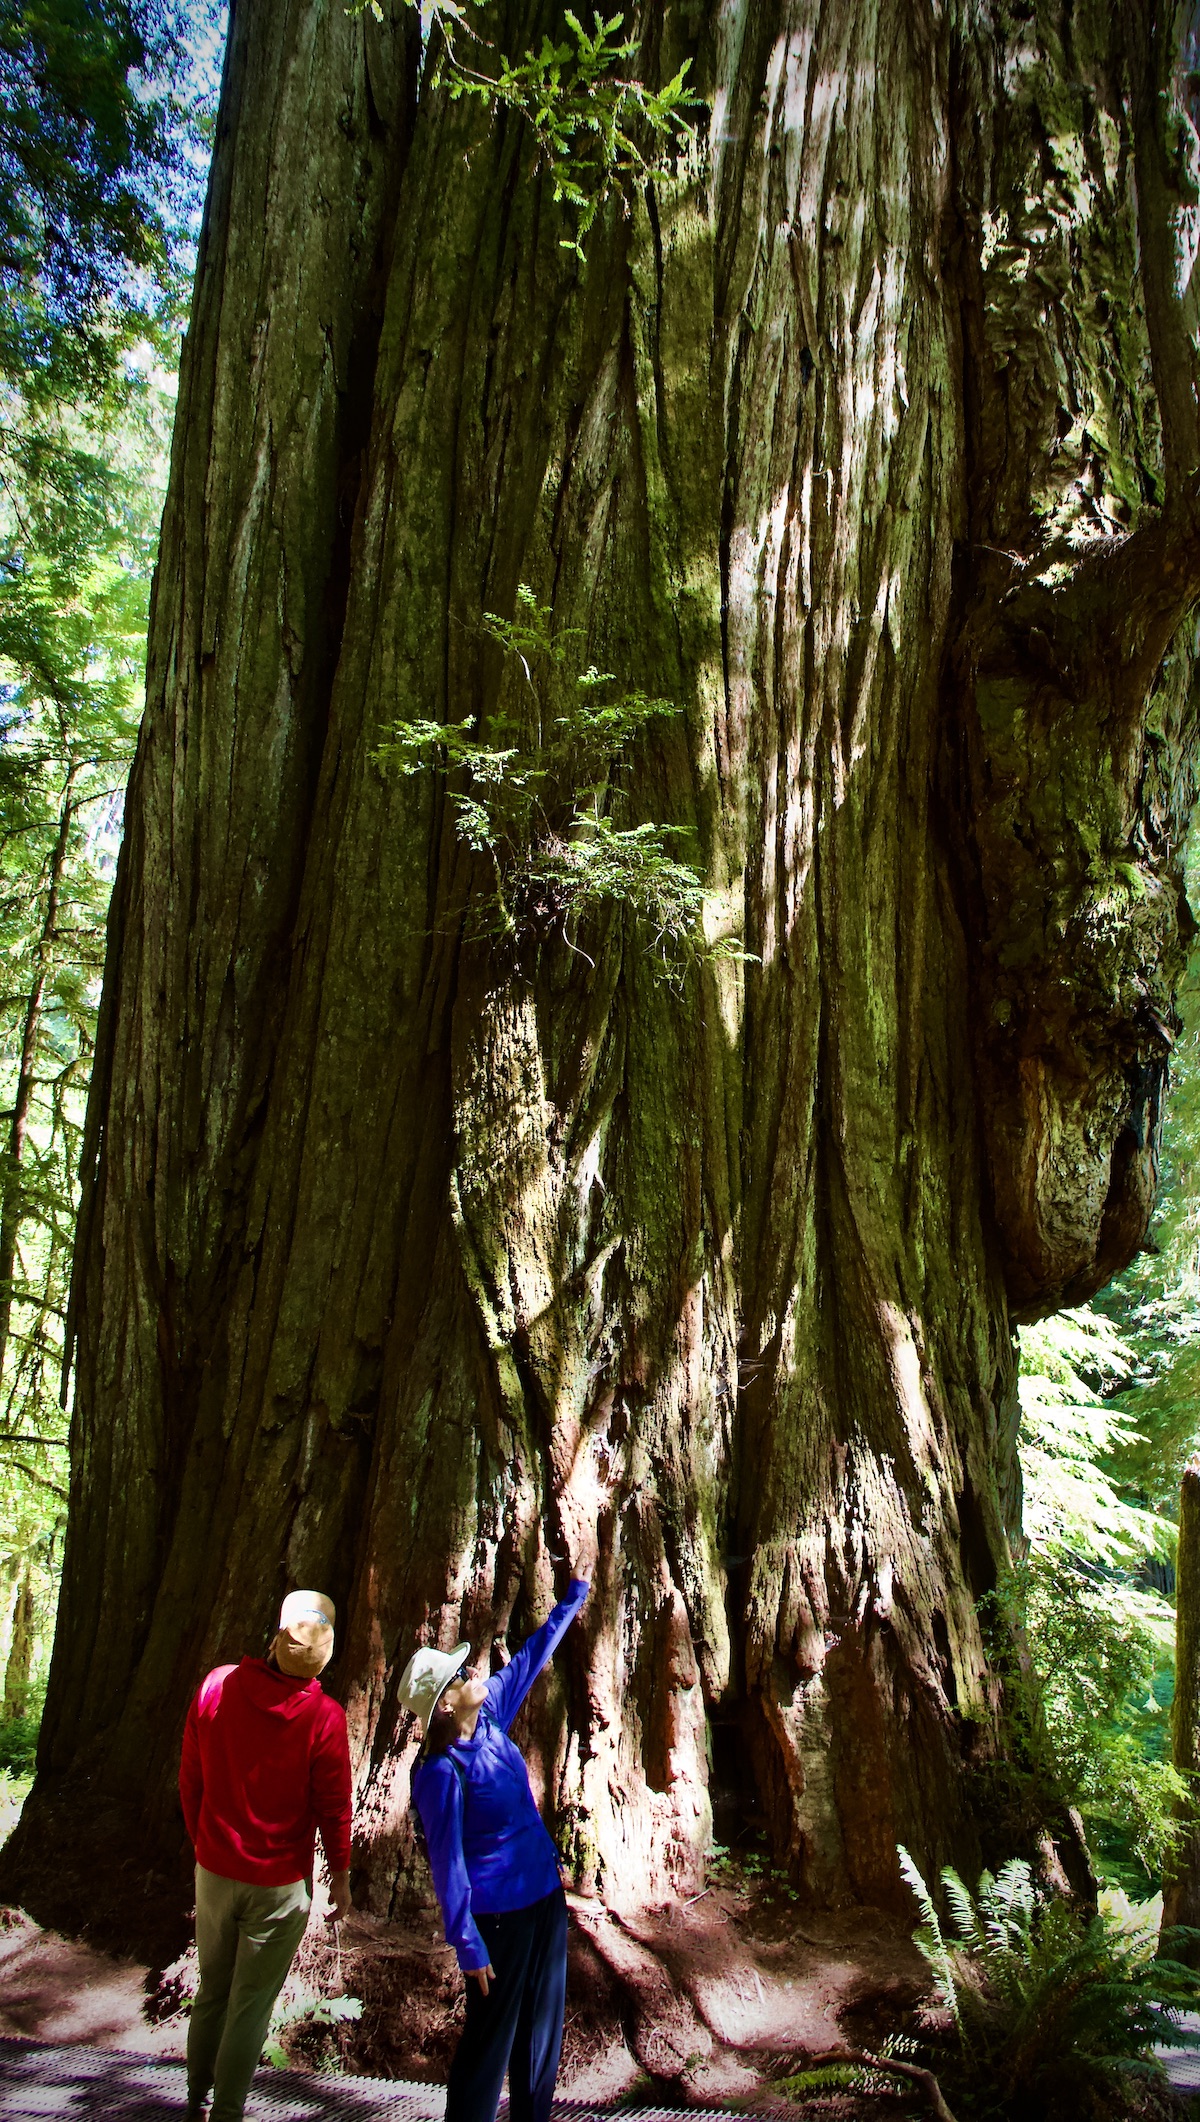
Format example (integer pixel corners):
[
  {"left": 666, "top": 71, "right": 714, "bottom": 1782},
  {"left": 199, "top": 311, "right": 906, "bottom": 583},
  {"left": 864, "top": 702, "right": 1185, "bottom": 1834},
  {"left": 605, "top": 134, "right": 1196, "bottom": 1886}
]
[{"left": 5, "top": 0, "right": 1200, "bottom": 1930}]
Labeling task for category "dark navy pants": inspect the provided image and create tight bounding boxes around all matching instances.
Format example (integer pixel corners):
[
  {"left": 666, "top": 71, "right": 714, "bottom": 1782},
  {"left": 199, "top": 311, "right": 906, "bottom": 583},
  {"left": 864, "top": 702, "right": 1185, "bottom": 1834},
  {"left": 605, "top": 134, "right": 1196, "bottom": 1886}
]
[{"left": 446, "top": 1885, "right": 569, "bottom": 2122}]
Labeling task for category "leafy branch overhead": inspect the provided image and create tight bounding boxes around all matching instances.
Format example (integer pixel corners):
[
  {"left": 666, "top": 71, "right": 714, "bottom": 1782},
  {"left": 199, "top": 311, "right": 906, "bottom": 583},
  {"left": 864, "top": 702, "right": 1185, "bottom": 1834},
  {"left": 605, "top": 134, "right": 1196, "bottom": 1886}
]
[
  {"left": 377, "top": 587, "right": 740, "bottom": 977},
  {"left": 357, "top": 0, "right": 695, "bottom": 252}
]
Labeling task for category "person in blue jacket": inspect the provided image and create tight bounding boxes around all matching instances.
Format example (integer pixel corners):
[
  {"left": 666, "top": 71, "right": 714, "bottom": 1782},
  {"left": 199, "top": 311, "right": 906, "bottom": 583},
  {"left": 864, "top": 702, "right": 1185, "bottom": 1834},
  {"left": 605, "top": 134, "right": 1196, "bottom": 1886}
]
[{"left": 398, "top": 1568, "right": 590, "bottom": 2122}]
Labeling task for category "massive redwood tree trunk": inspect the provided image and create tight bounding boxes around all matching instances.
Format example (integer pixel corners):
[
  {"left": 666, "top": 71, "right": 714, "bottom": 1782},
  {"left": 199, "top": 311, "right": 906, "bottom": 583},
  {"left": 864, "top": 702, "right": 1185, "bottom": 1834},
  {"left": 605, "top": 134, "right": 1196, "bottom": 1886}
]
[{"left": 6, "top": 0, "right": 1200, "bottom": 1927}]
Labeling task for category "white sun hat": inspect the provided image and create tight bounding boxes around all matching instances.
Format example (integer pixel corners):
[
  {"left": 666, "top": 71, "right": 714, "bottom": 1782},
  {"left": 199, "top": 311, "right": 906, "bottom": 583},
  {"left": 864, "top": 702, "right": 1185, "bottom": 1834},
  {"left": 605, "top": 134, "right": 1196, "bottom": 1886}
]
[
  {"left": 398, "top": 1641, "right": 472, "bottom": 1726},
  {"left": 273, "top": 1588, "right": 335, "bottom": 1678},
  {"left": 279, "top": 1590, "right": 335, "bottom": 1631}
]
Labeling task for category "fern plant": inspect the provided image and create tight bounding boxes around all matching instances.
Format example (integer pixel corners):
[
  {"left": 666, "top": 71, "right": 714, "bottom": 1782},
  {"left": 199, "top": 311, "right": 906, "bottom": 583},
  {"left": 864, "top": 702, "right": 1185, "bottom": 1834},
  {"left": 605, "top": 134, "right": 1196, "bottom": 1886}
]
[
  {"left": 1010, "top": 1308, "right": 1182, "bottom": 1887},
  {"left": 263, "top": 1983, "right": 363, "bottom": 2069},
  {"left": 897, "top": 1846, "right": 1199, "bottom": 2120}
]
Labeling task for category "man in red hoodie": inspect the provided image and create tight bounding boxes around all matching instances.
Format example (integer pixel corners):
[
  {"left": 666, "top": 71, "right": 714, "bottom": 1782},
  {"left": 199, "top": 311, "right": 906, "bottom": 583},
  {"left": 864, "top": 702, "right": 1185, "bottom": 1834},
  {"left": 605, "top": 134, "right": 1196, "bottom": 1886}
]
[{"left": 179, "top": 1589, "right": 353, "bottom": 2122}]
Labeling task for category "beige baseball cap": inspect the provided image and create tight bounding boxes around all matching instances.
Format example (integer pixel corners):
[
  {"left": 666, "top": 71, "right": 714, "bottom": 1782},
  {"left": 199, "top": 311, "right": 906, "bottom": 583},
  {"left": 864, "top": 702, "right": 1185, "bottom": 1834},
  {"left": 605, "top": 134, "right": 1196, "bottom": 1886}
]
[
  {"left": 398, "top": 1641, "right": 472, "bottom": 1726},
  {"left": 274, "top": 1589, "right": 335, "bottom": 1678}
]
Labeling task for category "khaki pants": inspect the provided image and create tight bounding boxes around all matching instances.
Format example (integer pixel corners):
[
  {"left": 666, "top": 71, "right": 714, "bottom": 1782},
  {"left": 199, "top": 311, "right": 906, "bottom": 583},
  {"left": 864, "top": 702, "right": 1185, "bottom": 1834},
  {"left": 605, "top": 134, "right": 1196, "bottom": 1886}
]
[{"left": 187, "top": 1864, "right": 312, "bottom": 2120}]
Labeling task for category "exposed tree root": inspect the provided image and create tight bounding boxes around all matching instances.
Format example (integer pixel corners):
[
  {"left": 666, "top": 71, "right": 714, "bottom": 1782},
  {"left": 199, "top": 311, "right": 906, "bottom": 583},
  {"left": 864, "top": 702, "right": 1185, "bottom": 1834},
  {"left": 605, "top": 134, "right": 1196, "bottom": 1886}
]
[
  {"left": 803, "top": 2048, "right": 959, "bottom": 2122},
  {"left": 569, "top": 1903, "right": 713, "bottom": 2086}
]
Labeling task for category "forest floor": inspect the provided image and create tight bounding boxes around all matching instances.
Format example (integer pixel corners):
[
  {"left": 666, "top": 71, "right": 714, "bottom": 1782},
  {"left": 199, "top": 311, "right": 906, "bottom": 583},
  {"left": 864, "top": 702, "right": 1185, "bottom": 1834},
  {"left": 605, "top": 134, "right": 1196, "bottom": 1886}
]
[
  {"left": 0, "top": 1869, "right": 947, "bottom": 2120},
  {"left": 1, "top": 1836, "right": 1197, "bottom": 2120},
  {"left": 0, "top": 1778, "right": 940, "bottom": 2114},
  {"left": 279, "top": 1878, "right": 935, "bottom": 2111}
]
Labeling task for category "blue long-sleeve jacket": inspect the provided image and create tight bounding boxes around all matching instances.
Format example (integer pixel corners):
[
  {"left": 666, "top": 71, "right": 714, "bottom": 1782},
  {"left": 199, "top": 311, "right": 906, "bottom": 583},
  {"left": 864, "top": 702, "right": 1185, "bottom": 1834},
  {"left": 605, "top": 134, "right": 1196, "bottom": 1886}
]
[{"left": 412, "top": 1577, "right": 589, "bottom": 1970}]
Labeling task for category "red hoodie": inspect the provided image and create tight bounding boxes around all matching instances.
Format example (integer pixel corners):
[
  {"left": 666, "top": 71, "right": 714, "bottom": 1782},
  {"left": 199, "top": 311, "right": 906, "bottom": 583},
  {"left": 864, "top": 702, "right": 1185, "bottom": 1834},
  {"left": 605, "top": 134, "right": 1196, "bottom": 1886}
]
[{"left": 180, "top": 1657, "right": 352, "bottom": 1885}]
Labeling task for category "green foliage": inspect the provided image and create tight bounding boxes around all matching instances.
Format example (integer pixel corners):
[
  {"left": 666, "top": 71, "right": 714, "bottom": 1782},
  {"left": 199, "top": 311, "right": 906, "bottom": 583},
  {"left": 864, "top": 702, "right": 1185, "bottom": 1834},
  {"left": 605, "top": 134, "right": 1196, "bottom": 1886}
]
[
  {"left": 774, "top": 2051, "right": 914, "bottom": 2099},
  {"left": 1019, "top": 1311, "right": 1168, "bottom": 1570},
  {"left": 0, "top": 387, "right": 167, "bottom": 1737},
  {"left": 1018, "top": 1565, "right": 1180, "bottom": 1886},
  {"left": 358, "top": 0, "right": 694, "bottom": 255},
  {"left": 0, "top": 1, "right": 216, "bottom": 1739},
  {"left": 705, "top": 1832, "right": 802, "bottom": 1898},
  {"left": 1006, "top": 830, "right": 1200, "bottom": 1891},
  {"left": 377, "top": 586, "right": 741, "bottom": 979},
  {"left": 263, "top": 1985, "right": 364, "bottom": 2070},
  {"left": 1093, "top": 832, "right": 1200, "bottom": 1509},
  {"left": 898, "top": 1847, "right": 1198, "bottom": 2120},
  {"left": 0, "top": 1688, "right": 40, "bottom": 1771},
  {"left": 442, "top": 8, "right": 693, "bottom": 256},
  {"left": 1015, "top": 1309, "right": 1181, "bottom": 1885},
  {"left": 900, "top": 1844, "right": 967, "bottom": 2038},
  {"left": 0, "top": 0, "right": 214, "bottom": 392},
  {"left": 778, "top": 2061, "right": 860, "bottom": 2093}
]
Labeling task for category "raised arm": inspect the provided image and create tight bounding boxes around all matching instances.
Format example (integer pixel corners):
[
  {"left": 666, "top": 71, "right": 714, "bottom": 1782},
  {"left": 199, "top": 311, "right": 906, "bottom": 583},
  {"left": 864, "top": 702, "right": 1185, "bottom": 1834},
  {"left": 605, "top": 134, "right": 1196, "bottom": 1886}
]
[
  {"left": 413, "top": 1758, "right": 491, "bottom": 1972},
  {"left": 485, "top": 1576, "right": 590, "bottom": 1734}
]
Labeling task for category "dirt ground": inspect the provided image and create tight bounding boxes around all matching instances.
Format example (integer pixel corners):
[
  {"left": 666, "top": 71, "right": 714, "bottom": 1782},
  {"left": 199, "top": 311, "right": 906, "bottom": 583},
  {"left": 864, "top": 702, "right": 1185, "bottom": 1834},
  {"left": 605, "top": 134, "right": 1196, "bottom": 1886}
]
[
  {"left": 5, "top": 1877, "right": 1200, "bottom": 2121},
  {"left": 0, "top": 1866, "right": 938, "bottom": 2120},
  {"left": 0, "top": 1902, "right": 184, "bottom": 2053},
  {"left": 0, "top": 1774, "right": 941, "bottom": 2115}
]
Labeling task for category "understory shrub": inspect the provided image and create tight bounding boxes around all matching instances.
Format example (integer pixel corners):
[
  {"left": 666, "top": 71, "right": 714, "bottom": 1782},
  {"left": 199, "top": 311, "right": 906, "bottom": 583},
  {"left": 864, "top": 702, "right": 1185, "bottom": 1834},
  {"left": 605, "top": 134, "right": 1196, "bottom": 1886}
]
[
  {"left": 0, "top": 1711, "right": 38, "bottom": 1775},
  {"left": 1016, "top": 1310, "right": 1181, "bottom": 1888}
]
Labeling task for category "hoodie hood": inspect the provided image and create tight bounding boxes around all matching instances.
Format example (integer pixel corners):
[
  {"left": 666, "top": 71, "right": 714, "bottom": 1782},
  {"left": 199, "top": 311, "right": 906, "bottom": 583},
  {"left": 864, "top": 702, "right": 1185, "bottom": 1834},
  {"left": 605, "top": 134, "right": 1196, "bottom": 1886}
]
[{"left": 235, "top": 1654, "right": 323, "bottom": 1720}]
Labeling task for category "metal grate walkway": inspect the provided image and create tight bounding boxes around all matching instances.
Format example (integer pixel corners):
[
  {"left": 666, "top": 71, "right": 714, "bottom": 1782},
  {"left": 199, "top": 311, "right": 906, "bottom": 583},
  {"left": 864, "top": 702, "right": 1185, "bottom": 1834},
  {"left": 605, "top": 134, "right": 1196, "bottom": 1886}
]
[
  {"left": 9, "top": 2034, "right": 1200, "bottom": 2116},
  {"left": 1159, "top": 2013, "right": 1200, "bottom": 2093},
  {"left": 3, "top": 2039, "right": 442, "bottom": 2118},
  {"left": 0, "top": 2041, "right": 745, "bottom": 2120}
]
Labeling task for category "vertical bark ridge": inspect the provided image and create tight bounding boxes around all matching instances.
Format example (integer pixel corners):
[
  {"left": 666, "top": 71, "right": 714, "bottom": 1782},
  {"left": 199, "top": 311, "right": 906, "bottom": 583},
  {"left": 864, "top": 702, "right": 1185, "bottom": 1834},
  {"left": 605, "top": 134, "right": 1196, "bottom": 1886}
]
[{"left": 950, "top": 1, "right": 1200, "bottom": 1322}]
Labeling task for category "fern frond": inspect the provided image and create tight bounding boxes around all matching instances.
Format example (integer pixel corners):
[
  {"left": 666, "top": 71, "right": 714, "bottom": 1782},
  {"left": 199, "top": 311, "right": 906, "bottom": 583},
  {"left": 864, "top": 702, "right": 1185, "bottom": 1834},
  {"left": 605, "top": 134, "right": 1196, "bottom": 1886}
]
[
  {"left": 775, "top": 2063, "right": 869, "bottom": 2095},
  {"left": 989, "top": 1858, "right": 1037, "bottom": 1935},
  {"left": 898, "top": 1843, "right": 939, "bottom": 1931},
  {"left": 941, "top": 1865, "right": 978, "bottom": 1945},
  {"left": 899, "top": 1845, "right": 963, "bottom": 2034}
]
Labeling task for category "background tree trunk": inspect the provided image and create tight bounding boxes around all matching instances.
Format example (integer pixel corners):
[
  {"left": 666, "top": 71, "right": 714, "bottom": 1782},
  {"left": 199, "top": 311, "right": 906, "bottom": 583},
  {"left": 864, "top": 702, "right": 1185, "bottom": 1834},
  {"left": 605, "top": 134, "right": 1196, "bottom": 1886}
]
[
  {"left": 3, "top": 1569, "right": 35, "bottom": 1724},
  {"left": 0, "top": 761, "right": 79, "bottom": 1385},
  {"left": 5, "top": 0, "right": 1200, "bottom": 1931}
]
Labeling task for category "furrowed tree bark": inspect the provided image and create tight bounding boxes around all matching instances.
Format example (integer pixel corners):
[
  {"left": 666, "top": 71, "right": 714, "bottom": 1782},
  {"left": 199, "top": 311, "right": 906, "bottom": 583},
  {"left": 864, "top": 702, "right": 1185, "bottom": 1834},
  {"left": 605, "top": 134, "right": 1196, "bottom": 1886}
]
[
  {"left": 1162, "top": 1456, "right": 1200, "bottom": 1961},
  {"left": 6, "top": 0, "right": 1200, "bottom": 1935}
]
